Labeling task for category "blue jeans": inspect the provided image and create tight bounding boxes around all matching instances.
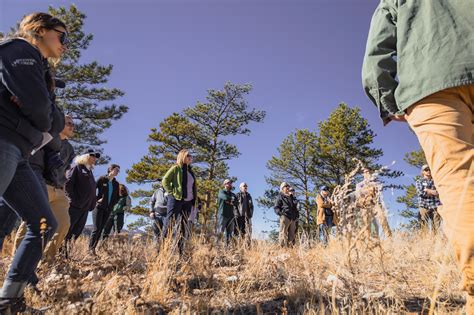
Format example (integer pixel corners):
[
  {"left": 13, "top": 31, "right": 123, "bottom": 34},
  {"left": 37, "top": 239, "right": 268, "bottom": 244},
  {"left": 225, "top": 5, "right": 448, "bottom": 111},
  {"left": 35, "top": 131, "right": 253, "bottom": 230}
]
[
  {"left": 0, "top": 139, "right": 57, "bottom": 298},
  {"left": 162, "top": 197, "right": 192, "bottom": 254},
  {"left": 0, "top": 199, "right": 19, "bottom": 251},
  {"left": 220, "top": 217, "right": 235, "bottom": 246},
  {"left": 319, "top": 215, "right": 334, "bottom": 245}
]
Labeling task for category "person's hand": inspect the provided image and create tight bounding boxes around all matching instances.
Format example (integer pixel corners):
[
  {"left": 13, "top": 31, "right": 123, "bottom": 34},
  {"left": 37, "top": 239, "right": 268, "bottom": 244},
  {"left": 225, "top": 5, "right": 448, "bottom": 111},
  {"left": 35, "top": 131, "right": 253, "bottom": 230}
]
[
  {"left": 149, "top": 212, "right": 155, "bottom": 219},
  {"left": 390, "top": 114, "right": 408, "bottom": 122},
  {"left": 10, "top": 95, "right": 21, "bottom": 107}
]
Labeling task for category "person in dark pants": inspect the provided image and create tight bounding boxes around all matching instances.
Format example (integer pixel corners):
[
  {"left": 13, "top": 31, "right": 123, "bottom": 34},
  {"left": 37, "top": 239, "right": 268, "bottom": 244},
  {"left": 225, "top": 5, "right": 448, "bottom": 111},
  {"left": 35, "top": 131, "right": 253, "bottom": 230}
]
[
  {"left": 218, "top": 179, "right": 238, "bottom": 246},
  {"left": 103, "top": 184, "right": 131, "bottom": 236},
  {"left": 65, "top": 150, "right": 98, "bottom": 243},
  {"left": 0, "top": 12, "right": 68, "bottom": 312},
  {"left": 162, "top": 149, "right": 197, "bottom": 254},
  {"left": 149, "top": 184, "right": 168, "bottom": 242},
  {"left": 89, "top": 164, "right": 120, "bottom": 254},
  {"left": 234, "top": 182, "right": 254, "bottom": 245}
]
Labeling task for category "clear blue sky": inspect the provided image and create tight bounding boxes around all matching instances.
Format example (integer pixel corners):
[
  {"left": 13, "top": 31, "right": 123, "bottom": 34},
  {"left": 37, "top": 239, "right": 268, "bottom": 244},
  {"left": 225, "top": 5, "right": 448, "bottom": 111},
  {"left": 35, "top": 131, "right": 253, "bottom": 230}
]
[{"left": 1, "top": 0, "right": 422, "bottom": 236}]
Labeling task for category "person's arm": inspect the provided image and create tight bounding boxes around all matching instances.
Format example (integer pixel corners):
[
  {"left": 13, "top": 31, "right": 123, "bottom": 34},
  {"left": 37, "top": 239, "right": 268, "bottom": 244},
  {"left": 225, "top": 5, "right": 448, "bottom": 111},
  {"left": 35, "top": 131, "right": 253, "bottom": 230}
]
[
  {"left": 425, "top": 188, "right": 439, "bottom": 196},
  {"left": 249, "top": 194, "right": 254, "bottom": 218},
  {"left": 415, "top": 180, "right": 428, "bottom": 198},
  {"left": 1, "top": 43, "right": 52, "bottom": 131},
  {"left": 274, "top": 195, "right": 283, "bottom": 216},
  {"left": 65, "top": 166, "right": 78, "bottom": 201},
  {"left": 162, "top": 166, "right": 176, "bottom": 194},
  {"left": 362, "top": 0, "right": 399, "bottom": 125}
]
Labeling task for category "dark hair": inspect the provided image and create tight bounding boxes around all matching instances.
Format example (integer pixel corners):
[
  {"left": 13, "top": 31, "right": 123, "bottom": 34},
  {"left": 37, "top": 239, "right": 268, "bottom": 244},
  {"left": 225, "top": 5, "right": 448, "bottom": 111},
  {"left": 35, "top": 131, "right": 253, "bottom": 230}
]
[
  {"left": 119, "top": 184, "right": 128, "bottom": 197},
  {"left": 108, "top": 164, "right": 120, "bottom": 173}
]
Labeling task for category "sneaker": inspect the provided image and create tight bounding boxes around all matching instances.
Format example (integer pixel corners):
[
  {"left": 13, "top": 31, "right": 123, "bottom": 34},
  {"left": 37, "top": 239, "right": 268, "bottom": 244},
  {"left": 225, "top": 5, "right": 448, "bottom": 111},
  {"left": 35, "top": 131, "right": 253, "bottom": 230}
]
[{"left": 0, "top": 296, "right": 26, "bottom": 314}]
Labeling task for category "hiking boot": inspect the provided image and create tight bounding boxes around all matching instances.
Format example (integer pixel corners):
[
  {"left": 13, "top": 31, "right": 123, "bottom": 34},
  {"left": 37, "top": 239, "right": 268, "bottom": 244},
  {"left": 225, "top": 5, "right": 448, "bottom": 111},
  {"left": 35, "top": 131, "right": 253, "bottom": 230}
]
[{"left": 0, "top": 297, "right": 26, "bottom": 314}]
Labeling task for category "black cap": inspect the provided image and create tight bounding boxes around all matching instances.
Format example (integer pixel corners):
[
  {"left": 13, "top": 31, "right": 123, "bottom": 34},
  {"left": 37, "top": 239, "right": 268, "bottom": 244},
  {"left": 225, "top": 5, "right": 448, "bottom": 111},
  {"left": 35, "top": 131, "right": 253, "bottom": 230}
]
[{"left": 87, "top": 149, "right": 100, "bottom": 158}]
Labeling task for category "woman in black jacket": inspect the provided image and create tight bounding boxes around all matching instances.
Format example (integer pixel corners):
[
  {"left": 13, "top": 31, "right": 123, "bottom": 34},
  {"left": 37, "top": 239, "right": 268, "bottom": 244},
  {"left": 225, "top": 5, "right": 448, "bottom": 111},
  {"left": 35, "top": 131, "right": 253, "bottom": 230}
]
[
  {"left": 89, "top": 164, "right": 120, "bottom": 254},
  {"left": 65, "top": 150, "right": 100, "bottom": 242},
  {"left": 0, "top": 13, "right": 68, "bottom": 312}
]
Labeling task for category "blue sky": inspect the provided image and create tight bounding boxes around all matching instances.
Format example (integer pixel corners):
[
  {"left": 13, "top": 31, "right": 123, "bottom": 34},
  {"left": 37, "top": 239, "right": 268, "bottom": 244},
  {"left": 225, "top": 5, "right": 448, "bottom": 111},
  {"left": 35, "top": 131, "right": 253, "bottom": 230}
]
[{"left": 1, "top": 0, "right": 422, "bottom": 236}]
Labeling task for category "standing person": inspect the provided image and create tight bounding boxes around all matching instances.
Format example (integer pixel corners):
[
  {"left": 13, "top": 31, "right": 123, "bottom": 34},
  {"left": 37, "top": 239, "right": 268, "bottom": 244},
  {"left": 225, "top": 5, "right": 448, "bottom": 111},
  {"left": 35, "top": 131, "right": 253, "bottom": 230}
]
[
  {"left": 235, "top": 182, "right": 254, "bottom": 244},
  {"left": 13, "top": 114, "right": 75, "bottom": 263},
  {"left": 149, "top": 183, "right": 168, "bottom": 242},
  {"left": 416, "top": 165, "right": 442, "bottom": 233},
  {"left": 217, "top": 179, "right": 237, "bottom": 246},
  {"left": 316, "top": 186, "right": 338, "bottom": 245},
  {"left": 89, "top": 164, "right": 120, "bottom": 254},
  {"left": 162, "top": 149, "right": 197, "bottom": 254},
  {"left": 362, "top": 2, "right": 473, "bottom": 307},
  {"left": 274, "top": 182, "right": 298, "bottom": 247},
  {"left": 103, "top": 184, "right": 131, "bottom": 235},
  {"left": 0, "top": 12, "right": 68, "bottom": 312},
  {"left": 64, "top": 150, "right": 99, "bottom": 242},
  {"left": 355, "top": 168, "right": 392, "bottom": 238}
]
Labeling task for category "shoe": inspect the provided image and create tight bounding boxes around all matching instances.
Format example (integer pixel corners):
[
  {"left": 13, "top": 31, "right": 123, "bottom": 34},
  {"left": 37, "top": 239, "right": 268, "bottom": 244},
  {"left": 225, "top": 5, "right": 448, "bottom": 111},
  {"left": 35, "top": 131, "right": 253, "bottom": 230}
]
[{"left": 0, "top": 296, "right": 26, "bottom": 314}]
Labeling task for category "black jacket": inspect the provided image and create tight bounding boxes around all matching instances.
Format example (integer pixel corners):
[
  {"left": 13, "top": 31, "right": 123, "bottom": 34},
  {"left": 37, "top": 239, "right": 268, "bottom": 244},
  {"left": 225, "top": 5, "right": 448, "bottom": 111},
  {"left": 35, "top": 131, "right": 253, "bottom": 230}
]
[
  {"left": 65, "top": 164, "right": 97, "bottom": 211},
  {"left": 0, "top": 39, "right": 53, "bottom": 156},
  {"left": 95, "top": 176, "right": 120, "bottom": 211},
  {"left": 274, "top": 193, "right": 299, "bottom": 221},
  {"left": 235, "top": 191, "right": 254, "bottom": 218}
]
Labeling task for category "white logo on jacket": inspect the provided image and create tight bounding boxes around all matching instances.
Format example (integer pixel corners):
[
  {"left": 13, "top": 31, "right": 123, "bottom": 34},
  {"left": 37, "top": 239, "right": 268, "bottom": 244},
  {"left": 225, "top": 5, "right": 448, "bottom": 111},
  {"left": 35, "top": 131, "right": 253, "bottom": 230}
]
[{"left": 11, "top": 58, "right": 37, "bottom": 67}]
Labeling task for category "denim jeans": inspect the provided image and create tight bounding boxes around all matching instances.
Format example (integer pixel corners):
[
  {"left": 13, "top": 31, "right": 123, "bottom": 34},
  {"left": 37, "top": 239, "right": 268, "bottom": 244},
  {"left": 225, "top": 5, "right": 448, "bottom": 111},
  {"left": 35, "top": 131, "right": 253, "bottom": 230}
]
[
  {"left": 0, "top": 199, "right": 19, "bottom": 251},
  {"left": 0, "top": 139, "right": 57, "bottom": 298},
  {"left": 319, "top": 215, "right": 334, "bottom": 245},
  {"left": 162, "top": 197, "right": 192, "bottom": 254},
  {"left": 151, "top": 214, "right": 165, "bottom": 240}
]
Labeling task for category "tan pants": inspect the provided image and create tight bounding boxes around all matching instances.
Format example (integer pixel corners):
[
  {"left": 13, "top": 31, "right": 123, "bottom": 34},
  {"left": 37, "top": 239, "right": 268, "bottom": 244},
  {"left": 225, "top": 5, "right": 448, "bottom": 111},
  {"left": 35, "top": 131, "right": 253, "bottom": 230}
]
[
  {"left": 407, "top": 85, "right": 474, "bottom": 296},
  {"left": 419, "top": 207, "right": 441, "bottom": 233},
  {"left": 279, "top": 215, "right": 297, "bottom": 247},
  {"left": 13, "top": 185, "right": 70, "bottom": 262}
]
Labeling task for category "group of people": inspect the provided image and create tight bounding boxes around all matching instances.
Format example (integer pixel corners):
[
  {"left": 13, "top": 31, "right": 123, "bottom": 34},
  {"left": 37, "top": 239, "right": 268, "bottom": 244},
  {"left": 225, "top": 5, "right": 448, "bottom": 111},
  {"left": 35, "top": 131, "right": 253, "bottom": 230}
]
[
  {"left": 0, "top": 0, "right": 472, "bottom": 312},
  {"left": 148, "top": 149, "right": 255, "bottom": 251},
  {"left": 0, "top": 12, "right": 131, "bottom": 312}
]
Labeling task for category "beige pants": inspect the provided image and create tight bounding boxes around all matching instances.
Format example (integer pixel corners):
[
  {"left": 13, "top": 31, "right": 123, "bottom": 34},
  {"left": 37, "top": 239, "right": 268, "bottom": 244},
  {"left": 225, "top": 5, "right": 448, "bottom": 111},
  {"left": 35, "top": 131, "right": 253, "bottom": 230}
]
[
  {"left": 13, "top": 185, "right": 70, "bottom": 262},
  {"left": 419, "top": 207, "right": 442, "bottom": 234},
  {"left": 407, "top": 85, "right": 474, "bottom": 296},
  {"left": 279, "top": 215, "right": 297, "bottom": 247}
]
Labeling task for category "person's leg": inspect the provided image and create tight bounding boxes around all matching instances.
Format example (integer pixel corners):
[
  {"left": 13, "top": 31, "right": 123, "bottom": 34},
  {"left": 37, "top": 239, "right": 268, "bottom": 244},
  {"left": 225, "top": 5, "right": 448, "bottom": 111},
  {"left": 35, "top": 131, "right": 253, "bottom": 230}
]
[
  {"left": 432, "top": 208, "right": 442, "bottom": 234},
  {"left": 1, "top": 160, "right": 57, "bottom": 299},
  {"left": 374, "top": 203, "right": 391, "bottom": 237},
  {"left": 162, "top": 197, "right": 179, "bottom": 240},
  {"left": 115, "top": 213, "right": 124, "bottom": 233},
  {"left": 419, "top": 208, "right": 430, "bottom": 232},
  {"left": 71, "top": 209, "right": 88, "bottom": 240},
  {"left": 89, "top": 208, "right": 109, "bottom": 251},
  {"left": 279, "top": 216, "right": 290, "bottom": 247},
  {"left": 288, "top": 219, "right": 297, "bottom": 246},
  {"left": 43, "top": 187, "right": 70, "bottom": 262},
  {"left": 406, "top": 85, "right": 474, "bottom": 296},
  {"left": 0, "top": 203, "right": 18, "bottom": 251},
  {"left": 102, "top": 214, "right": 114, "bottom": 238}
]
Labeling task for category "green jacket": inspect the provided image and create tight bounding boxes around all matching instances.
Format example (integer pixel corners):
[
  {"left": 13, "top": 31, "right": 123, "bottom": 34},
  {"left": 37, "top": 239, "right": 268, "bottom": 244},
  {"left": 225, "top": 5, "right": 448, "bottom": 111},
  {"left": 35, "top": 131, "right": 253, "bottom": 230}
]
[
  {"left": 217, "top": 189, "right": 237, "bottom": 220},
  {"left": 162, "top": 164, "right": 197, "bottom": 202},
  {"left": 112, "top": 196, "right": 129, "bottom": 215},
  {"left": 362, "top": 0, "right": 474, "bottom": 125}
]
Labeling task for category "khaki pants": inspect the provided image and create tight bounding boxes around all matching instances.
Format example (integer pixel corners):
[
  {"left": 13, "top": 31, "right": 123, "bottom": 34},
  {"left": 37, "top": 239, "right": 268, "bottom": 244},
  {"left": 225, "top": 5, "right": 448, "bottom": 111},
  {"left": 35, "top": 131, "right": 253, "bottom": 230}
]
[
  {"left": 279, "top": 215, "right": 297, "bottom": 247},
  {"left": 419, "top": 207, "right": 441, "bottom": 233},
  {"left": 407, "top": 85, "right": 474, "bottom": 296},
  {"left": 13, "top": 185, "right": 70, "bottom": 262}
]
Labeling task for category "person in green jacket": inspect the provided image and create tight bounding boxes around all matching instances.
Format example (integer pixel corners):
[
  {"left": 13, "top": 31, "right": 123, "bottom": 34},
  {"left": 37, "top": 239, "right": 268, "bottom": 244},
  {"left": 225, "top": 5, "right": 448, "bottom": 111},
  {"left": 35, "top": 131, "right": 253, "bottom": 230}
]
[
  {"left": 362, "top": 1, "right": 473, "bottom": 310},
  {"left": 103, "top": 184, "right": 131, "bottom": 236},
  {"left": 161, "top": 149, "right": 197, "bottom": 253},
  {"left": 217, "top": 179, "right": 237, "bottom": 246}
]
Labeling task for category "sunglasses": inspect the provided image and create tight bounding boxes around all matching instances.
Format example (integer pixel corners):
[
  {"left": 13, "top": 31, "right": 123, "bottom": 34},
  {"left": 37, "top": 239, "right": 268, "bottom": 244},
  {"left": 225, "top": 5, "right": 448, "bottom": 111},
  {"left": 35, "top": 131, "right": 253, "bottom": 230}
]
[
  {"left": 53, "top": 29, "right": 70, "bottom": 46},
  {"left": 423, "top": 169, "right": 431, "bottom": 172}
]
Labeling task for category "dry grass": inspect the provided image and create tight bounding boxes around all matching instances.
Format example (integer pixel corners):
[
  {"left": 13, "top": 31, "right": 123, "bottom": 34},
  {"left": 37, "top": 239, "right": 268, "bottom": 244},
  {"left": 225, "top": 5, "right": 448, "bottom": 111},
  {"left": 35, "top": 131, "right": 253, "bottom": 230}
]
[{"left": 0, "top": 230, "right": 467, "bottom": 314}]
